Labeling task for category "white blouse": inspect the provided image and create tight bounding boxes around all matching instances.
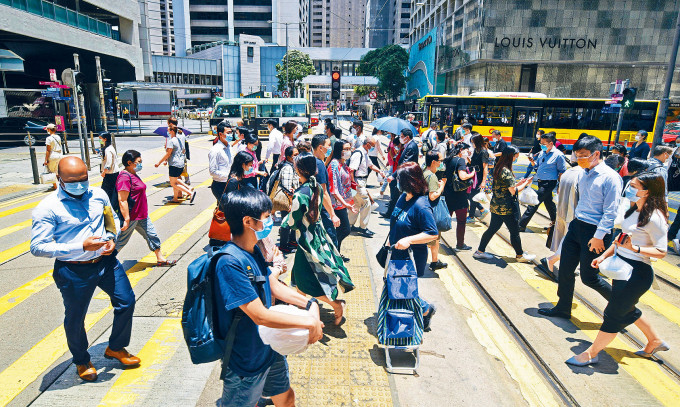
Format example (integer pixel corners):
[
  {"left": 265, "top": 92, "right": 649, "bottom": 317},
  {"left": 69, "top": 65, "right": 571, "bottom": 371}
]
[{"left": 618, "top": 209, "right": 668, "bottom": 265}]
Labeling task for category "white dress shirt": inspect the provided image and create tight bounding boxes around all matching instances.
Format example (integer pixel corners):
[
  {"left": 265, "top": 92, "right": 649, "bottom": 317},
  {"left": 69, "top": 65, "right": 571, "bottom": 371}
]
[
  {"left": 265, "top": 128, "right": 284, "bottom": 160},
  {"left": 31, "top": 187, "right": 118, "bottom": 261},
  {"left": 209, "top": 140, "right": 233, "bottom": 182}
]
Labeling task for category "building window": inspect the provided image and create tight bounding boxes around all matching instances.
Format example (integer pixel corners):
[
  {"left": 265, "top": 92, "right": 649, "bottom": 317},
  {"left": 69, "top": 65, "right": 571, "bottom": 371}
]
[{"left": 247, "top": 46, "right": 254, "bottom": 57}]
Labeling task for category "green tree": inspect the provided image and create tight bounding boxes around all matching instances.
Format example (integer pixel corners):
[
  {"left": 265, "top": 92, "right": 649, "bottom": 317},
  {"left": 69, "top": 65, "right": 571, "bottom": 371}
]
[
  {"left": 353, "top": 85, "right": 379, "bottom": 97},
  {"left": 276, "top": 50, "right": 316, "bottom": 95},
  {"left": 355, "top": 45, "right": 408, "bottom": 101}
]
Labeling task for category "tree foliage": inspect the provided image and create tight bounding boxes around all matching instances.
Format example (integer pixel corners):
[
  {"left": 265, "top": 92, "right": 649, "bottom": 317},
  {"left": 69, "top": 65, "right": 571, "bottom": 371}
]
[
  {"left": 356, "top": 45, "right": 409, "bottom": 101},
  {"left": 276, "top": 50, "right": 316, "bottom": 95},
  {"left": 353, "top": 85, "right": 379, "bottom": 97}
]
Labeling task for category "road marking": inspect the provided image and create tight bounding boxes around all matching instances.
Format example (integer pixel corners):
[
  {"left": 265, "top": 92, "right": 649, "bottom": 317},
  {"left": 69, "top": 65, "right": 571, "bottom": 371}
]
[
  {"left": 0, "top": 241, "right": 30, "bottom": 265},
  {"left": 97, "top": 319, "right": 182, "bottom": 406},
  {"left": 526, "top": 220, "right": 680, "bottom": 328},
  {"left": 437, "top": 253, "right": 559, "bottom": 407},
  {"left": 0, "top": 179, "right": 211, "bottom": 317},
  {"left": 467, "top": 227, "right": 680, "bottom": 406},
  {"left": 0, "top": 174, "right": 161, "bottom": 220},
  {"left": 0, "top": 206, "right": 214, "bottom": 406},
  {"left": 0, "top": 191, "right": 48, "bottom": 210},
  {"left": 0, "top": 220, "right": 31, "bottom": 239}
]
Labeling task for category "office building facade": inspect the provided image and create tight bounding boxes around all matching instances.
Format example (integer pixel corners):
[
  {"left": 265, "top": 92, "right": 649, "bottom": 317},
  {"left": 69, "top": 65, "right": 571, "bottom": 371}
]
[{"left": 305, "top": 0, "right": 367, "bottom": 47}]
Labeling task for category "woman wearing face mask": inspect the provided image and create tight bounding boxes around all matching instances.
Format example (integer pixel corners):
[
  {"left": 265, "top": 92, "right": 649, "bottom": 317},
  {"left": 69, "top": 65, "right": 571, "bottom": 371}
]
[
  {"left": 241, "top": 129, "right": 267, "bottom": 188},
  {"left": 278, "top": 121, "right": 298, "bottom": 163},
  {"left": 277, "top": 146, "right": 300, "bottom": 254},
  {"left": 474, "top": 145, "right": 536, "bottom": 262},
  {"left": 155, "top": 127, "right": 195, "bottom": 204},
  {"left": 567, "top": 172, "right": 669, "bottom": 366},
  {"left": 424, "top": 151, "right": 447, "bottom": 270},
  {"left": 285, "top": 153, "right": 354, "bottom": 325},
  {"left": 99, "top": 132, "right": 120, "bottom": 212},
  {"left": 219, "top": 152, "right": 256, "bottom": 211},
  {"left": 443, "top": 142, "right": 475, "bottom": 250},
  {"left": 467, "top": 134, "right": 490, "bottom": 222},
  {"left": 116, "top": 150, "right": 174, "bottom": 265},
  {"left": 628, "top": 130, "right": 651, "bottom": 159},
  {"left": 327, "top": 139, "right": 359, "bottom": 250}
]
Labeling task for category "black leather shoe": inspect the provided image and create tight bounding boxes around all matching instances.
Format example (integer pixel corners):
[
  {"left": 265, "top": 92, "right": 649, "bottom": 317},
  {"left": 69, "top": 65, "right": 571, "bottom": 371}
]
[
  {"left": 379, "top": 212, "right": 390, "bottom": 219},
  {"left": 537, "top": 307, "right": 571, "bottom": 319},
  {"left": 361, "top": 228, "right": 375, "bottom": 237}
]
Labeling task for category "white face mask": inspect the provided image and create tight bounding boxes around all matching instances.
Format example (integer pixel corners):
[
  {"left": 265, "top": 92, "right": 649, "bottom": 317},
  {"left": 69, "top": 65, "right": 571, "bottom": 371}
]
[
  {"left": 351, "top": 128, "right": 357, "bottom": 135},
  {"left": 635, "top": 135, "right": 642, "bottom": 142},
  {"left": 342, "top": 150, "right": 351, "bottom": 160}
]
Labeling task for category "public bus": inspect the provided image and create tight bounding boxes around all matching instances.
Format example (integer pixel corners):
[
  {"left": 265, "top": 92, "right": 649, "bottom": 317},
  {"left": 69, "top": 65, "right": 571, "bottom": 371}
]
[
  {"left": 209, "top": 97, "right": 310, "bottom": 138},
  {"left": 421, "top": 93, "right": 660, "bottom": 150}
]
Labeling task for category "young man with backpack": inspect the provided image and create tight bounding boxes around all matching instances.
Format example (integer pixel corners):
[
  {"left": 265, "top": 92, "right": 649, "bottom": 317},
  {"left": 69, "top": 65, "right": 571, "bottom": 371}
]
[
  {"left": 212, "top": 188, "right": 324, "bottom": 406},
  {"left": 421, "top": 121, "right": 438, "bottom": 153}
]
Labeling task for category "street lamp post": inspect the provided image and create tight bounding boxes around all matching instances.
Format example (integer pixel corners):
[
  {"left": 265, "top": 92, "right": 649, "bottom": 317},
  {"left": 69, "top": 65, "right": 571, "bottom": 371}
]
[{"left": 652, "top": 9, "right": 680, "bottom": 150}]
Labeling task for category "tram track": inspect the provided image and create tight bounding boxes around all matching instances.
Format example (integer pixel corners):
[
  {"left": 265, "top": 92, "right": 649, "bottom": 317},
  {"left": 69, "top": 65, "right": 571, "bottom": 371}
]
[
  {"left": 466, "top": 212, "right": 680, "bottom": 387},
  {"left": 439, "top": 233, "right": 581, "bottom": 407}
]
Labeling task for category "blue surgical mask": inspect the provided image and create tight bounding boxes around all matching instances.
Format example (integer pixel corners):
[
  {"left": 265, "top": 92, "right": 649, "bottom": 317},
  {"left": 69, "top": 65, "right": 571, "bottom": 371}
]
[
  {"left": 540, "top": 144, "right": 548, "bottom": 152},
  {"left": 252, "top": 216, "right": 273, "bottom": 240},
  {"left": 325, "top": 147, "right": 331, "bottom": 157},
  {"left": 224, "top": 132, "right": 234, "bottom": 142},
  {"left": 625, "top": 186, "right": 640, "bottom": 202},
  {"left": 437, "top": 162, "right": 445, "bottom": 171},
  {"left": 513, "top": 159, "right": 518, "bottom": 164},
  {"left": 135, "top": 163, "right": 143, "bottom": 172},
  {"left": 244, "top": 167, "right": 255, "bottom": 176},
  {"left": 61, "top": 180, "right": 89, "bottom": 197},
  {"left": 369, "top": 147, "right": 376, "bottom": 154}
]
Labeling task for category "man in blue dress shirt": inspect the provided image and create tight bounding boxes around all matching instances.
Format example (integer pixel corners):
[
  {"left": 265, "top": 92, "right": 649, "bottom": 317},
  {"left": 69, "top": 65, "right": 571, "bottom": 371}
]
[
  {"left": 519, "top": 131, "right": 568, "bottom": 231},
  {"left": 30, "top": 156, "right": 139, "bottom": 382},
  {"left": 539, "top": 136, "right": 622, "bottom": 319}
]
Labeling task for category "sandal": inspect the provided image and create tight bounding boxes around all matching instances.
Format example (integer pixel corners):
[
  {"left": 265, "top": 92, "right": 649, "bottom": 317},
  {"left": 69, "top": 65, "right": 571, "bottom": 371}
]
[{"left": 156, "top": 260, "right": 177, "bottom": 266}]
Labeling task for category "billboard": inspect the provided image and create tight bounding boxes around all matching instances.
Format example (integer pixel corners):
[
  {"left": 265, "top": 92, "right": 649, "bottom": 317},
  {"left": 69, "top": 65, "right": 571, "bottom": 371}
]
[{"left": 407, "top": 28, "right": 437, "bottom": 100}]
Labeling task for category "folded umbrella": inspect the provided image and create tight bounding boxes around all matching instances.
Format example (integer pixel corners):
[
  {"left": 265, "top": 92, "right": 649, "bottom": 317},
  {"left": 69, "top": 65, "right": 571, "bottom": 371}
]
[{"left": 153, "top": 127, "right": 193, "bottom": 137}]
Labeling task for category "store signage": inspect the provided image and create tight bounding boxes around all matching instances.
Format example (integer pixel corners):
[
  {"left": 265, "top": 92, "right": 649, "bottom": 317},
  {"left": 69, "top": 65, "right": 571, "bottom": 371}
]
[
  {"left": 418, "top": 35, "right": 433, "bottom": 51},
  {"left": 39, "top": 81, "right": 69, "bottom": 88},
  {"left": 49, "top": 69, "right": 57, "bottom": 82},
  {"left": 494, "top": 37, "right": 597, "bottom": 50}
]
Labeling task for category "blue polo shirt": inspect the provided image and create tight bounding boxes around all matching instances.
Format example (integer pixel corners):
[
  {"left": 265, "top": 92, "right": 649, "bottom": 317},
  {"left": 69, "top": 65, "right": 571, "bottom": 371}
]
[
  {"left": 535, "top": 148, "right": 568, "bottom": 181},
  {"left": 213, "top": 243, "right": 274, "bottom": 377}
]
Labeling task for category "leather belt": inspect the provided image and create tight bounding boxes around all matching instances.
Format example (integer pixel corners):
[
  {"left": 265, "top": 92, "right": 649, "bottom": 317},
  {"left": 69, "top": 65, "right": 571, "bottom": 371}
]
[{"left": 63, "top": 256, "right": 103, "bottom": 265}]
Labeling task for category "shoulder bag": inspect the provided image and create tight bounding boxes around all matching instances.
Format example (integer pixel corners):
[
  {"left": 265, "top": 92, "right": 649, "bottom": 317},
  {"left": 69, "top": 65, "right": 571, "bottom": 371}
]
[{"left": 208, "top": 178, "right": 238, "bottom": 242}]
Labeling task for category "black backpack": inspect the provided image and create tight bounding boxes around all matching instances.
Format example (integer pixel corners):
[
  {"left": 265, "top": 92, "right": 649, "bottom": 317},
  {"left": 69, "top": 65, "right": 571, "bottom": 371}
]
[
  {"left": 267, "top": 161, "right": 292, "bottom": 195},
  {"left": 668, "top": 155, "right": 680, "bottom": 192}
]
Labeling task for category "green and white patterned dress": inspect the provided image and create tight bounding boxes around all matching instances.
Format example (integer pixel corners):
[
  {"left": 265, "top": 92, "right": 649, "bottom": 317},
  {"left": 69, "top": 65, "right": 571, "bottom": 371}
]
[{"left": 284, "top": 177, "right": 354, "bottom": 300}]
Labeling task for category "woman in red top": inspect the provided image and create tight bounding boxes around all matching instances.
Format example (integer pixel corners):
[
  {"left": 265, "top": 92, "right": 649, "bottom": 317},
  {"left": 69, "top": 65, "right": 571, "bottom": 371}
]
[{"left": 116, "top": 150, "right": 175, "bottom": 266}]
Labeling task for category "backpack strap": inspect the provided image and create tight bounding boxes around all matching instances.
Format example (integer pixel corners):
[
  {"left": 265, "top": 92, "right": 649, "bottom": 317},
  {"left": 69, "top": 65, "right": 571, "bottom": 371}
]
[{"left": 220, "top": 308, "right": 243, "bottom": 379}]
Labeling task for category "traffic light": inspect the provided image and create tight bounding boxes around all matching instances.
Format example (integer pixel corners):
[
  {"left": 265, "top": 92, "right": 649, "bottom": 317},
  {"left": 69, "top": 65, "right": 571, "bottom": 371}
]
[
  {"left": 331, "top": 70, "right": 341, "bottom": 101},
  {"left": 621, "top": 87, "right": 637, "bottom": 109}
]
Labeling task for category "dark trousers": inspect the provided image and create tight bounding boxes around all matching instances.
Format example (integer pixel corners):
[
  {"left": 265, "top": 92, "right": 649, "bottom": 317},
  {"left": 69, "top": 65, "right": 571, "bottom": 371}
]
[
  {"left": 321, "top": 208, "right": 339, "bottom": 249},
  {"left": 467, "top": 186, "right": 483, "bottom": 217},
  {"left": 102, "top": 173, "right": 119, "bottom": 212},
  {"left": 270, "top": 154, "right": 280, "bottom": 173},
  {"left": 369, "top": 156, "right": 381, "bottom": 182},
  {"left": 53, "top": 255, "right": 135, "bottom": 365},
  {"left": 668, "top": 211, "right": 680, "bottom": 240},
  {"left": 334, "top": 207, "right": 351, "bottom": 250},
  {"left": 452, "top": 207, "right": 468, "bottom": 248},
  {"left": 385, "top": 178, "right": 400, "bottom": 217},
  {"left": 519, "top": 179, "right": 557, "bottom": 229},
  {"left": 210, "top": 180, "right": 227, "bottom": 203},
  {"left": 478, "top": 211, "right": 523, "bottom": 256},
  {"left": 601, "top": 256, "right": 653, "bottom": 333},
  {"left": 554, "top": 219, "right": 613, "bottom": 313},
  {"left": 279, "top": 210, "right": 291, "bottom": 248}
]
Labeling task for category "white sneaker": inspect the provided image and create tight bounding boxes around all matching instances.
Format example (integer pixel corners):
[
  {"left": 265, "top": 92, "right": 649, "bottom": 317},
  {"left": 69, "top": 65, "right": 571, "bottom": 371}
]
[
  {"left": 370, "top": 202, "right": 380, "bottom": 212},
  {"left": 673, "top": 239, "right": 680, "bottom": 255},
  {"left": 473, "top": 251, "right": 494, "bottom": 260},
  {"left": 517, "top": 253, "right": 536, "bottom": 263}
]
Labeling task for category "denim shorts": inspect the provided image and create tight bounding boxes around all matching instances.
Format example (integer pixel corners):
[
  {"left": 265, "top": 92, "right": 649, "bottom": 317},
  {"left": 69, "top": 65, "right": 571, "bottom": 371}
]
[
  {"left": 262, "top": 353, "right": 290, "bottom": 398},
  {"left": 220, "top": 367, "right": 269, "bottom": 407}
]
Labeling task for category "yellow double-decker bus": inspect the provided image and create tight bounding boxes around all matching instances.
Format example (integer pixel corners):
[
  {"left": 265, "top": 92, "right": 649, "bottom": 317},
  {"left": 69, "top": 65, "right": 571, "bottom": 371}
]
[{"left": 421, "top": 93, "right": 660, "bottom": 150}]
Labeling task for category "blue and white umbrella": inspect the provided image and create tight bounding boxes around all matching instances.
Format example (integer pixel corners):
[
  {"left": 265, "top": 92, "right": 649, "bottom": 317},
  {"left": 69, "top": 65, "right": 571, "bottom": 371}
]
[{"left": 370, "top": 117, "right": 418, "bottom": 136}]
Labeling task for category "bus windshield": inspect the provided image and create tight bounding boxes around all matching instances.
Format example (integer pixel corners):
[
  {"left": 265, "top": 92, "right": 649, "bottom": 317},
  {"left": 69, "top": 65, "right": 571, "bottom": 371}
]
[
  {"left": 282, "top": 104, "right": 307, "bottom": 117},
  {"left": 214, "top": 104, "right": 240, "bottom": 117}
]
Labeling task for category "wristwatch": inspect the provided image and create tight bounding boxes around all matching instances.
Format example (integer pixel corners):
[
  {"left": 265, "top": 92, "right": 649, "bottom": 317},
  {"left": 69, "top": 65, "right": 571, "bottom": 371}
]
[
  {"left": 636, "top": 245, "right": 641, "bottom": 253},
  {"left": 305, "top": 298, "right": 319, "bottom": 310}
]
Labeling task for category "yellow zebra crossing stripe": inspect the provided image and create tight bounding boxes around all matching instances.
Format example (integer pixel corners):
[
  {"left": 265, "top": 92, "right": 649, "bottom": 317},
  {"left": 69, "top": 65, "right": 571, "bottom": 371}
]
[{"left": 0, "top": 206, "right": 214, "bottom": 406}]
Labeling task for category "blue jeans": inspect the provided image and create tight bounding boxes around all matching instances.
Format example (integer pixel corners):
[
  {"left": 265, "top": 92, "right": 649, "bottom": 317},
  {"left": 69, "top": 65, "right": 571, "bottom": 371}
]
[
  {"left": 53, "top": 255, "right": 135, "bottom": 365},
  {"left": 220, "top": 367, "right": 269, "bottom": 407}
]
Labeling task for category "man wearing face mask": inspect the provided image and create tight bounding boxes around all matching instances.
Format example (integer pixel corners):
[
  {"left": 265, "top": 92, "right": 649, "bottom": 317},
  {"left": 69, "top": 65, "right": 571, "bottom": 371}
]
[
  {"left": 649, "top": 145, "right": 673, "bottom": 195},
  {"left": 491, "top": 129, "right": 507, "bottom": 157},
  {"left": 311, "top": 134, "right": 341, "bottom": 249},
  {"left": 209, "top": 121, "right": 235, "bottom": 202},
  {"left": 519, "top": 131, "right": 568, "bottom": 231},
  {"left": 539, "top": 135, "right": 622, "bottom": 320},
  {"left": 352, "top": 120, "right": 365, "bottom": 149},
  {"left": 349, "top": 135, "right": 385, "bottom": 237},
  {"left": 382, "top": 129, "right": 419, "bottom": 218},
  {"left": 30, "top": 156, "right": 139, "bottom": 382},
  {"left": 264, "top": 119, "right": 283, "bottom": 173}
]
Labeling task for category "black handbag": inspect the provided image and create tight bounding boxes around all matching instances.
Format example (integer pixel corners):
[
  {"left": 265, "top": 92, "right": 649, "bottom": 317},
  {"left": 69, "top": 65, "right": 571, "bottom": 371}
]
[{"left": 376, "top": 237, "right": 390, "bottom": 268}]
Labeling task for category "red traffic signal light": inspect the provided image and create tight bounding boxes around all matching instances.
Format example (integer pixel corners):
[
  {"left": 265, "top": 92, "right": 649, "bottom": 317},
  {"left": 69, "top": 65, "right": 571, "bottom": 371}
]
[{"left": 332, "top": 72, "right": 340, "bottom": 80}]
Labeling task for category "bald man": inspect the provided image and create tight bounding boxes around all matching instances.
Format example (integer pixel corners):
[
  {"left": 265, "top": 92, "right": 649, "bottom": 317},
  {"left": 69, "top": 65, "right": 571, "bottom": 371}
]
[{"left": 30, "top": 156, "right": 140, "bottom": 382}]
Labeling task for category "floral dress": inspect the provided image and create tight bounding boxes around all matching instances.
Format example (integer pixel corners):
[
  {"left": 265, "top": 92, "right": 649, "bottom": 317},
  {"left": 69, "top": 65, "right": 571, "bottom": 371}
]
[{"left": 284, "top": 178, "right": 354, "bottom": 299}]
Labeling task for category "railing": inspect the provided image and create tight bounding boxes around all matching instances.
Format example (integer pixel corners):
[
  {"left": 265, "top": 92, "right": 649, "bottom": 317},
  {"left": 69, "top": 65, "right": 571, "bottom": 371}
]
[{"left": 0, "top": 0, "right": 117, "bottom": 40}]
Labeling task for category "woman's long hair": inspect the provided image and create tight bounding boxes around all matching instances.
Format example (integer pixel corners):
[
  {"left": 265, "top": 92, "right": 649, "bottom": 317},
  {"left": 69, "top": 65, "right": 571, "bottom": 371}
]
[
  {"left": 471, "top": 132, "right": 484, "bottom": 151},
  {"left": 229, "top": 151, "right": 254, "bottom": 179},
  {"left": 494, "top": 144, "right": 519, "bottom": 179},
  {"left": 624, "top": 172, "right": 669, "bottom": 227},
  {"left": 295, "top": 153, "right": 320, "bottom": 223}
]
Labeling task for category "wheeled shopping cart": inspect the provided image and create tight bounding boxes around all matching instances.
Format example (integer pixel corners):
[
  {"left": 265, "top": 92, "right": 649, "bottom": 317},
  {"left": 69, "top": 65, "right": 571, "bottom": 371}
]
[{"left": 376, "top": 247, "right": 423, "bottom": 374}]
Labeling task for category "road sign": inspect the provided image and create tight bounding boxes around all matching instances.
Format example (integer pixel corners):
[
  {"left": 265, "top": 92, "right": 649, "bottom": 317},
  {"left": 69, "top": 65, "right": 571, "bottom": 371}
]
[
  {"left": 49, "top": 69, "right": 57, "bottom": 82},
  {"left": 53, "top": 96, "right": 72, "bottom": 101},
  {"left": 369, "top": 90, "right": 377, "bottom": 99},
  {"left": 38, "top": 81, "right": 69, "bottom": 89},
  {"left": 41, "top": 90, "right": 60, "bottom": 97},
  {"left": 282, "top": 90, "right": 290, "bottom": 98}
]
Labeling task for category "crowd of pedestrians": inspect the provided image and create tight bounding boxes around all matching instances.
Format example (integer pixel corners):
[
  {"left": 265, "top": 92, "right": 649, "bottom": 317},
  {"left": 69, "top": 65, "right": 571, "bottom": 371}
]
[{"left": 30, "top": 113, "right": 678, "bottom": 404}]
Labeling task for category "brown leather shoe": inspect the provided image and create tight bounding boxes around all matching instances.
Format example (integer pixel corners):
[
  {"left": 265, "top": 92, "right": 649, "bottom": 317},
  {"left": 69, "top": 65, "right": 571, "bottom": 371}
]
[
  {"left": 104, "top": 347, "right": 141, "bottom": 366},
  {"left": 76, "top": 362, "right": 97, "bottom": 382}
]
